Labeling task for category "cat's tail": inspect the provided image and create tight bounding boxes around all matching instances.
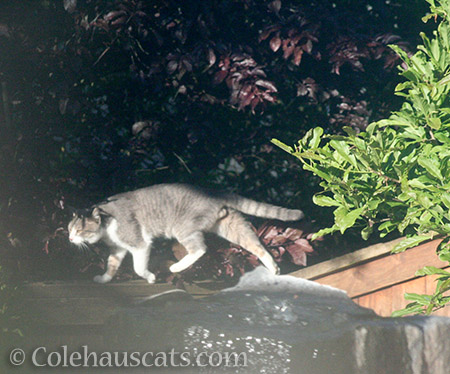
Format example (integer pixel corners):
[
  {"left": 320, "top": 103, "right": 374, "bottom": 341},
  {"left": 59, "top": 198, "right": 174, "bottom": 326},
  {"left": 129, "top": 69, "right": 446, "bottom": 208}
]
[{"left": 223, "top": 195, "right": 304, "bottom": 221}]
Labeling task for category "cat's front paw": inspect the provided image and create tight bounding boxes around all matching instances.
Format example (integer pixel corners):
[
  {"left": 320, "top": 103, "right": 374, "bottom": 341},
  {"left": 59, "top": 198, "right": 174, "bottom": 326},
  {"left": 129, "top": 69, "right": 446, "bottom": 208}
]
[
  {"left": 93, "top": 274, "right": 112, "bottom": 284},
  {"left": 146, "top": 272, "right": 156, "bottom": 284}
]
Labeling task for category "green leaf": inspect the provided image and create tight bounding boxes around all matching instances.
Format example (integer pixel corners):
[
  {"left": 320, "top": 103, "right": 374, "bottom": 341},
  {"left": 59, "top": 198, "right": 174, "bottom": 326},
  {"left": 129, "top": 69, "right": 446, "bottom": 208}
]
[
  {"left": 438, "top": 247, "right": 450, "bottom": 262},
  {"left": 343, "top": 126, "right": 357, "bottom": 137},
  {"left": 427, "top": 117, "right": 441, "bottom": 130},
  {"left": 417, "top": 193, "right": 433, "bottom": 209},
  {"left": 389, "top": 44, "right": 411, "bottom": 65},
  {"left": 441, "top": 193, "right": 450, "bottom": 209},
  {"left": 438, "top": 74, "right": 450, "bottom": 85},
  {"left": 404, "top": 292, "right": 432, "bottom": 304},
  {"left": 392, "top": 234, "right": 433, "bottom": 253},
  {"left": 408, "top": 179, "right": 429, "bottom": 189},
  {"left": 437, "top": 278, "right": 450, "bottom": 293},
  {"left": 392, "top": 303, "right": 425, "bottom": 317},
  {"left": 271, "top": 139, "right": 293, "bottom": 154},
  {"left": 334, "top": 207, "right": 365, "bottom": 234},
  {"left": 378, "top": 220, "right": 396, "bottom": 236},
  {"left": 415, "top": 266, "right": 450, "bottom": 276},
  {"left": 418, "top": 156, "right": 443, "bottom": 180},
  {"left": 434, "top": 132, "right": 450, "bottom": 144},
  {"left": 309, "top": 127, "right": 324, "bottom": 149},
  {"left": 422, "top": 13, "right": 435, "bottom": 23},
  {"left": 311, "top": 226, "right": 338, "bottom": 240},
  {"left": 367, "top": 199, "right": 381, "bottom": 210},
  {"left": 329, "top": 140, "right": 358, "bottom": 168},
  {"left": 395, "top": 81, "right": 413, "bottom": 92},
  {"left": 313, "top": 194, "right": 341, "bottom": 207},
  {"left": 303, "top": 164, "right": 333, "bottom": 182},
  {"left": 361, "top": 225, "right": 373, "bottom": 240}
]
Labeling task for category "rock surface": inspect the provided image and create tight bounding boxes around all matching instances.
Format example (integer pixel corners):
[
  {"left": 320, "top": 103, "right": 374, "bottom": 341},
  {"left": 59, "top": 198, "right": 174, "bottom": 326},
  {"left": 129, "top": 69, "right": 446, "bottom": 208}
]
[{"left": 107, "top": 267, "right": 450, "bottom": 374}]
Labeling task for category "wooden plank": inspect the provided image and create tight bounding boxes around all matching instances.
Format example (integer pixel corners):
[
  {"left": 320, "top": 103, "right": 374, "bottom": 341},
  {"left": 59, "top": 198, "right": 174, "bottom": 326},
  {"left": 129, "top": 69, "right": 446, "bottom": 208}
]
[
  {"left": 311, "top": 239, "right": 444, "bottom": 298},
  {"left": 290, "top": 237, "right": 406, "bottom": 280},
  {"left": 354, "top": 268, "right": 450, "bottom": 317},
  {"left": 354, "top": 287, "right": 394, "bottom": 316}
]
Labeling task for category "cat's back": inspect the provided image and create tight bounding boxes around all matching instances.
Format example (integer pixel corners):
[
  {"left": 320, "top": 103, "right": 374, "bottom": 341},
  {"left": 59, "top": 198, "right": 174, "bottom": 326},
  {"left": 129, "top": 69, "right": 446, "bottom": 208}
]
[
  {"left": 131, "top": 183, "right": 213, "bottom": 202},
  {"left": 101, "top": 183, "right": 218, "bottom": 213}
]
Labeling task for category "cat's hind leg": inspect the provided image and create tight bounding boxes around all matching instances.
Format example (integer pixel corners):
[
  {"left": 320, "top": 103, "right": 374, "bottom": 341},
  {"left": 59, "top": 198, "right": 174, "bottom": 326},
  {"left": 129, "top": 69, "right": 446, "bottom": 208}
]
[
  {"left": 94, "top": 248, "right": 127, "bottom": 283},
  {"left": 213, "top": 210, "right": 280, "bottom": 275},
  {"left": 170, "top": 231, "right": 207, "bottom": 273}
]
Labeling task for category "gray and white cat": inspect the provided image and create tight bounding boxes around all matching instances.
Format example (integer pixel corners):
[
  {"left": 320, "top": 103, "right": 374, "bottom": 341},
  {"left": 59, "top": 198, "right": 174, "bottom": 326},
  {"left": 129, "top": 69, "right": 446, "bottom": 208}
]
[{"left": 68, "top": 184, "right": 304, "bottom": 283}]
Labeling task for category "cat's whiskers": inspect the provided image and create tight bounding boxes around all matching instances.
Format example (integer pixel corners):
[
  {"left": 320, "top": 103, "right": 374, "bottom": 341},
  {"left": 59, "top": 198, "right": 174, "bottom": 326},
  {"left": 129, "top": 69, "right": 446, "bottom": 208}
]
[{"left": 74, "top": 241, "right": 90, "bottom": 254}]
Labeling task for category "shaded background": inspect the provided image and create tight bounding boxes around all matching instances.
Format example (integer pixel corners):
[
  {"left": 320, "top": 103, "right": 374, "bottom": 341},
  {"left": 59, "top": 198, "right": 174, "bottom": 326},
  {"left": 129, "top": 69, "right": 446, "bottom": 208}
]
[{"left": 0, "top": 0, "right": 431, "bottom": 283}]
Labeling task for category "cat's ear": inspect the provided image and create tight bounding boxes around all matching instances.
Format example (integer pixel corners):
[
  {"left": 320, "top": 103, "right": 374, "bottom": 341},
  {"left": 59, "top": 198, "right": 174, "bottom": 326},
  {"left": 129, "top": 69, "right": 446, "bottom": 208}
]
[
  {"left": 67, "top": 205, "right": 78, "bottom": 217},
  {"left": 92, "top": 207, "right": 101, "bottom": 222}
]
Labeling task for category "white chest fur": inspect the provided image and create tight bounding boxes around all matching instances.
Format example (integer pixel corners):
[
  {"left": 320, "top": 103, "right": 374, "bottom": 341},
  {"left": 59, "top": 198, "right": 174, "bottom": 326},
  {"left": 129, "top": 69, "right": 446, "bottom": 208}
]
[{"left": 106, "top": 219, "right": 151, "bottom": 252}]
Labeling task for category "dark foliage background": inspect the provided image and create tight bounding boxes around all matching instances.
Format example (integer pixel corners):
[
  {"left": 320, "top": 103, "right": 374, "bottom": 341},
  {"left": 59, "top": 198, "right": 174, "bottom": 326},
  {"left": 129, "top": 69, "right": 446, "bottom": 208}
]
[{"left": 0, "top": 0, "right": 429, "bottom": 282}]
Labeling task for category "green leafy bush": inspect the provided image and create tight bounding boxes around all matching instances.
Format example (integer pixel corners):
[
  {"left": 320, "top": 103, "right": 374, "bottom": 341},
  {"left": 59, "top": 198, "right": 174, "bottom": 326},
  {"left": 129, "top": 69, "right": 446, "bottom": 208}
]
[{"left": 273, "top": 0, "right": 450, "bottom": 315}]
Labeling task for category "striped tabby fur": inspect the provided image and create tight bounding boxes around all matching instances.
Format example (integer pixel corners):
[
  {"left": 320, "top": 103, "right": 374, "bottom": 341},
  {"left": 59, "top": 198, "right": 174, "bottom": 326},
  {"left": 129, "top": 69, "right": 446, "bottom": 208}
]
[{"left": 68, "top": 184, "right": 304, "bottom": 283}]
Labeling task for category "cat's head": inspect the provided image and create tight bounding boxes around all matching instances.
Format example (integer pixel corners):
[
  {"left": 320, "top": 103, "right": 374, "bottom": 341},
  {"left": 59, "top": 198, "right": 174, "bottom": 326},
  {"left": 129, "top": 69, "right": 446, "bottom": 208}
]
[{"left": 68, "top": 207, "right": 104, "bottom": 245}]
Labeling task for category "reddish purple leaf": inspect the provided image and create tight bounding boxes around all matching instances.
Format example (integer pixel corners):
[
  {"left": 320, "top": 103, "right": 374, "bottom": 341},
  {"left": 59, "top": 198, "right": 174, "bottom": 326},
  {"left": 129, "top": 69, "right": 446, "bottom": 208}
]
[
  {"left": 283, "top": 227, "right": 304, "bottom": 241},
  {"left": 104, "top": 10, "right": 127, "bottom": 22},
  {"left": 270, "top": 35, "right": 282, "bottom": 52},
  {"left": 261, "top": 92, "right": 277, "bottom": 103},
  {"left": 181, "top": 57, "right": 192, "bottom": 72},
  {"left": 167, "top": 60, "right": 178, "bottom": 74},
  {"left": 208, "top": 49, "right": 216, "bottom": 66},
  {"left": 268, "top": 0, "right": 282, "bottom": 14},
  {"left": 110, "top": 16, "right": 127, "bottom": 27},
  {"left": 255, "top": 79, "right": 278, "bottom": 92},
  {"left": 238, "top": 90, "right": 255, "bottom": 110},
  {"left": 213, "top": 70, "right": 228, "bottom": 84},
  {"left": 282, "top": 40, "right": 294, "bottom": 59},
  {"left": 250, "top": 97, "right": 261, "bottom": 112},
  {"left": 63, "top": 0, "right": 77, "bottom": 13},
  {"left": 302, "top": 39, "right": 313, "bottom": 54},
  {"left": 285, "top": 238, "right": 314, "bottom": 266},
  {"left": 293, "top": 48, "right": 303, "bottom": 66}
]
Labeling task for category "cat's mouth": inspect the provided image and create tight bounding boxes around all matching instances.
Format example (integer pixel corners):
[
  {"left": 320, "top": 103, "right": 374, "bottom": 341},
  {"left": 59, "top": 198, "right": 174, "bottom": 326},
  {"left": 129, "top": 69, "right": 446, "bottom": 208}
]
[
  {"left": 69, "top": 235, "right": 85, "bottom": 245},
  {"left": 69, "top": 231, "right": 102, "bottom": 246}
]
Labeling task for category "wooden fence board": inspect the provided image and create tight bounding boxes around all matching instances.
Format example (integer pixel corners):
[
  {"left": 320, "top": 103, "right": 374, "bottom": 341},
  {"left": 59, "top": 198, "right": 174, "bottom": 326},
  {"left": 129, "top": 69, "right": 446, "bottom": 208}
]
[
  {"left": 354, "top": 269, "right": 450, "bottom": 317},
  {"left": 309, "top": 239, "right": 444, "bottom": 298},
  {"left": 290, "top": 237, "right": 406, "bottom": 280}
]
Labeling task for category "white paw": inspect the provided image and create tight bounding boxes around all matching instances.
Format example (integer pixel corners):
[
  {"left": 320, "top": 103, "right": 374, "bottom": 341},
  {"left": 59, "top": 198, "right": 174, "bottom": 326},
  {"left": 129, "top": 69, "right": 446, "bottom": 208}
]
[
  {"left": 261, "top": 255, "right": 280, "bottom": 275},
  {"left": 169, "top": 262, "right": 185, "bottom": 273},
  {"left": 146, "top": 272, "right": 156, "bottom": 284},
  {"left": 93, "top": 274, "right": 111, "bottom": 284},
  {"left": 266, "top": 263, "right": 280, "bottom": 275}
]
